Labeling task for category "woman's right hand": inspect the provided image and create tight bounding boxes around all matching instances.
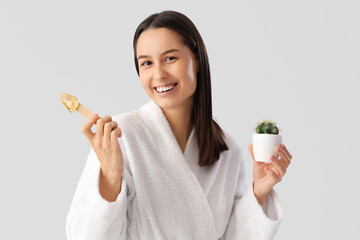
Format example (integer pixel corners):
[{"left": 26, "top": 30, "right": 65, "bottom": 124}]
[{"left": 81, "top": 114, "right": 124, "bottom": 182}]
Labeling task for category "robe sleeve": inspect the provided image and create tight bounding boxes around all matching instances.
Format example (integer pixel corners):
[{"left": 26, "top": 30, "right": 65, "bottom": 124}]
[
  {"left": 65, "top": 147, "right": 135, "bottom": 240},
  {"left": 220, "top": 147, "right": 283, "bottom": 240}
]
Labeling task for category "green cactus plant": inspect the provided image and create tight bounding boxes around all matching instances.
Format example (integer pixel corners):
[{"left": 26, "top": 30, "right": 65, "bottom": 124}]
[{"left": 255, "top": 120, "right": 280, "bottom": 135}]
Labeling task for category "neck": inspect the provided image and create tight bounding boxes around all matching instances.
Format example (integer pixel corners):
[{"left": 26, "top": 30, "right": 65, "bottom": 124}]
[{"left": 161, "top": 97, "right": 194, "bottom": 153}]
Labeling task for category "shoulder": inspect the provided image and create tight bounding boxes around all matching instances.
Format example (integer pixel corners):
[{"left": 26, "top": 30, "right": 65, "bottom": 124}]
[
  {"left": 110, "top": 101, "right": 154, "bottom": 134},
  {"left": 111, "top": 108, "right": 142, "bottom": 126},
  {"left": 111, "top": 109, "right": 144, "bottom": 133},
  {"left": 217, "top": 128, "right": 246, "bottom": 170},
  {"left": 222, "top": 128, "right": 243, "bottom": 155}
]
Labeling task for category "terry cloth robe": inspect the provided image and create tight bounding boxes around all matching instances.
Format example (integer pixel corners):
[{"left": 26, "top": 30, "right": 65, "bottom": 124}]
[{"left": 66, "top": 100, "right": 283, "bottom": 240}]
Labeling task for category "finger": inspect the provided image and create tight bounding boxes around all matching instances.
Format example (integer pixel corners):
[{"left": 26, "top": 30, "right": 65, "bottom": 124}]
[
  {"left": 111, "top": 127, "right": 122, "bottom": 143},
  {"left": 249, "top": 144, "right": 264, "bottom": 167},
  {"left": 270, "top": 156, "right": 287, "bottom": 178},
  {"left": 104, "top": 121, "right": 118, "bottom": 143},
  {"left": 280, "top": 144, "right": 293, "bottom": 160},
  {"left": 265, "top": 167, "right": 281, "bottom": 184},
  {"left": 96, "top": 115, "right": 112, "bottom": 136},
  {"left": 81, "top": 113, "right": 99, "bottom": 141},
  {"left": 276, "top": 146, "right": 291, "bottom": 168},
  {"left": 248, "top": 144, "right": 255, "bottom": 161}
]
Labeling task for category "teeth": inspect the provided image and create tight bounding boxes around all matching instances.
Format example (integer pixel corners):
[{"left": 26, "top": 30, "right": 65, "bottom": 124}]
[{"left": 156, "top": 84, "right": 176, "bottom": 92}]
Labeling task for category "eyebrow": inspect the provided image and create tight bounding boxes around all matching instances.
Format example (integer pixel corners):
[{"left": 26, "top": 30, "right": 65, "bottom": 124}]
[{"left": 137, "top": 49, "right": 180, "bottom": 61}]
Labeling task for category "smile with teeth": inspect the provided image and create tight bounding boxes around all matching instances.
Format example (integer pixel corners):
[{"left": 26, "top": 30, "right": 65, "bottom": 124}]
[{"left": 155, "top": 83, "right": 178, "bottom": 93}]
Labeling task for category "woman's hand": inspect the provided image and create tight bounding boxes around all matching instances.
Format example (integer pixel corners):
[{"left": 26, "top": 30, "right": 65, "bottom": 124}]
[
  {"left": 81, "top": 114, "right": 124, "bottom": 201},
  {"left": 248, "top": 143, "right": 293, "bottom": 205}
]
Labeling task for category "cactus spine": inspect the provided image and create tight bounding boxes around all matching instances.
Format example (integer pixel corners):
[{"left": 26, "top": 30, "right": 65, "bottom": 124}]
[{"left": 255, "top": 120, "right": 280, "bottom": 135}]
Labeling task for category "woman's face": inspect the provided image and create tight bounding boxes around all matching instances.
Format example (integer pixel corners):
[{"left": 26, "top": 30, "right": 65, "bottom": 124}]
[{"left": 136, "top": 27, "right": 198, "bottom": 111}]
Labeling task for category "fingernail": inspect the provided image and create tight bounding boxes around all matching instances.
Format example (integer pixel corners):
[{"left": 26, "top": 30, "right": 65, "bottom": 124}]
[
  {"left": 271, "top": 156, "right": 277, "bottom": 161},
  {"left": 276, "top": 147, "right": 281, "bottom": 153}
]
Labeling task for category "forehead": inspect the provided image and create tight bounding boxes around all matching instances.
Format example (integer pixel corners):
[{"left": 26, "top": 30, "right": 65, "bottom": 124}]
[{"left": 136, "top": 28, "right": 185, "bottom": 56}]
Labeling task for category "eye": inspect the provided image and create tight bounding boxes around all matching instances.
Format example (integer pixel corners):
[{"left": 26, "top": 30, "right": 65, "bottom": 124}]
[
  {"left": 140, "top": 61, "right": 152, "bottom": 66},
  {"left": 166, "top": 56, "right": 177, "bottom": 62}
]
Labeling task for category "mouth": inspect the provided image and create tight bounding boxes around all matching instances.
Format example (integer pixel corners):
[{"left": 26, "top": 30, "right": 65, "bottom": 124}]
[{"left": 154, "top": 83, "right": 178, "bottom": 93}]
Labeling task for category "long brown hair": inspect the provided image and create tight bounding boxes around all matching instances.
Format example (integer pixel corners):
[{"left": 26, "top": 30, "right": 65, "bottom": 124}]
[{"left": 133, "top": 10, "right": 229, "bottom": 166}]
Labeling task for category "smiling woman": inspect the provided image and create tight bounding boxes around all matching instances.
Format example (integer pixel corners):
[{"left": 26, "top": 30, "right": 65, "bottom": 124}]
[
  {"left": 133, "top": 13, "right": 229, "bottom": 163},
  {"left": 66, "top": 10, "right": 287, "bottom": 240},
  {"left": 136, "top": 28, "right": 198, "bottom": 115}
]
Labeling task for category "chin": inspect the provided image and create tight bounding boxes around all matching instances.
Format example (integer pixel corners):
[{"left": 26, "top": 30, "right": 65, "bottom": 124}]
[{"left": 154, "top": 98, "right": 178, "bottom": 110}]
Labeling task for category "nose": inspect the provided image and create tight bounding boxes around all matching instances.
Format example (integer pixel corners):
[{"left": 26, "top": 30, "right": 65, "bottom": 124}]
[{"left": 154, "top": 63, "right": 167, "bottom": 81}]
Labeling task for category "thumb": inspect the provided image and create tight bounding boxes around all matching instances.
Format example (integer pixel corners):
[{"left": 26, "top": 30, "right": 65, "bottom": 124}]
[
  {"left": 249, "top": 144, "right": 262, "bottom": 167},
  {"left": 248, "top": 144, "right": 255, "bottom": 161},
  {"left": 81, "top": 113, "right": 99, "bottom": 141}
]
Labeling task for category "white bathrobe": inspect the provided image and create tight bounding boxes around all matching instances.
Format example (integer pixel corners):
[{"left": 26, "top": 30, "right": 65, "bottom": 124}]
[{"left": 66, "top": 100, "right": 283, "bottom": 240}]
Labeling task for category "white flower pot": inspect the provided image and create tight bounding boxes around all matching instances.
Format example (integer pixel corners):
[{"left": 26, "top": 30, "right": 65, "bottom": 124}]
[{"left": 252, "top": 134, "right": 282, "bottom": 163}]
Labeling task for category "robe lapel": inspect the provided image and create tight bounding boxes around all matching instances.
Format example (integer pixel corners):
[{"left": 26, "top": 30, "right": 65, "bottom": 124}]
[{"left": 141, "top": 100, "right": 217, "bottom": 239}]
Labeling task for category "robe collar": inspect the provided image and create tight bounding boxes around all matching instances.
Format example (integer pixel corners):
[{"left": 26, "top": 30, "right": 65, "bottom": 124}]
[{"left": 141, "top": 99, "right": 217, "bottom": 239}]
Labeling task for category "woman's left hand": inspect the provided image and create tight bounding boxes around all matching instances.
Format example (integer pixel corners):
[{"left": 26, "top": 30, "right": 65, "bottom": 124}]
[{"left": 248, "top": 143, "right": 293, "bottom": 205}]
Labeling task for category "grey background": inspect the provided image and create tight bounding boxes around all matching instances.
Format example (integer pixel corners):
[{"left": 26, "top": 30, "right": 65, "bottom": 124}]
[{"left": 1, "top": 0, "right": 359, "bottom": 239}]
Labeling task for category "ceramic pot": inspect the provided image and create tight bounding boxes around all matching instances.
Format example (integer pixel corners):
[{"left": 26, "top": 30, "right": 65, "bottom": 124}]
[{"left": 252, "top": 134, "right": 282, "bottom": 163}]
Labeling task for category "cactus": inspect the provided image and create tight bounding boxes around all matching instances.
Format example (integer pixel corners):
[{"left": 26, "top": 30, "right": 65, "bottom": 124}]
[{"left": 255, "top": 120, "right": 280, "bottom": 135}]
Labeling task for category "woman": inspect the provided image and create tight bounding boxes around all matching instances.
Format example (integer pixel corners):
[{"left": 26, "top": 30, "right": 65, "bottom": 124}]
[{"left": 66, "top": 10, "right": 292, "bottom": 240}]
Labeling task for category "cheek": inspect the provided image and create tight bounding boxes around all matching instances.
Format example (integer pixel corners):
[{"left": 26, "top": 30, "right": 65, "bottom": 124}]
[
  {"left": 139, "top": 75, "right": 152, "bottom": 92},
  {"left": 176, "top": 68, "right": 197, "bottom": 97},
  {"left": 178, "top": 61, "right": 197, "bottom": 84},
  {"left": 184, "top": 62, "right": 197, "bottom": 90},
  {"left": 139, "top": 70, "right": 149, "bottom": 84}
]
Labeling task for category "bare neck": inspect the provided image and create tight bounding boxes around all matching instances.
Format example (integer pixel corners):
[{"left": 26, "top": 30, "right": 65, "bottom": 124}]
[{"left": 162, "top": 98, "right": 194, "bottom": 153}]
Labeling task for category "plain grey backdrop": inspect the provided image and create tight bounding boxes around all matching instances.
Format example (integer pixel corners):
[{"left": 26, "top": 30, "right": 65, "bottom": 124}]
[{"left": 1, "top": 0, "right": 359, "bottom": 239}]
